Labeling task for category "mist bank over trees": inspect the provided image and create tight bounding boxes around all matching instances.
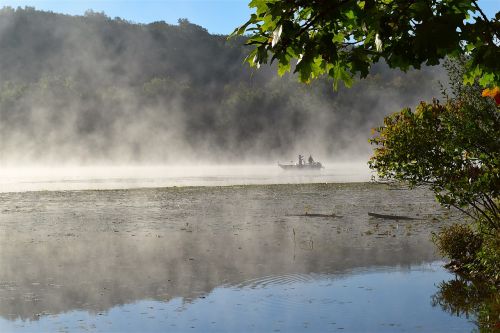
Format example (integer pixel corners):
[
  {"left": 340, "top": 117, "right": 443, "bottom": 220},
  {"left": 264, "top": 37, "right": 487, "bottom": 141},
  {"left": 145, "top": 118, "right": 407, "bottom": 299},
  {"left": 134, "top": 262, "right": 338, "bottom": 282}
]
[{"left": 0, "top": 7, "right": 446, "bottom": 165}]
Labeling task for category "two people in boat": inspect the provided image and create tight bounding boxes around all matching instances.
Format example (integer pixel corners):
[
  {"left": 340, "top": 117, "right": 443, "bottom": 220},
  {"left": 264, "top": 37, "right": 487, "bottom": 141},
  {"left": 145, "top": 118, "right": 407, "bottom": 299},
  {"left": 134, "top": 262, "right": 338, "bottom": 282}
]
[{"left": 298, "top": 154, "right": 315, "bottom": 166}]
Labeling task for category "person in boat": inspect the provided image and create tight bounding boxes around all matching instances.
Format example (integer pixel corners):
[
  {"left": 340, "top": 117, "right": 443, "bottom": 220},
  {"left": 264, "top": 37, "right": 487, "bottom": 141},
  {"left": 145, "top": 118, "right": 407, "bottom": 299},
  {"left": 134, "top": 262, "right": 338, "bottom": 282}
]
[{"left": 308, "top": 155, "right": 314, "bottom": 165}]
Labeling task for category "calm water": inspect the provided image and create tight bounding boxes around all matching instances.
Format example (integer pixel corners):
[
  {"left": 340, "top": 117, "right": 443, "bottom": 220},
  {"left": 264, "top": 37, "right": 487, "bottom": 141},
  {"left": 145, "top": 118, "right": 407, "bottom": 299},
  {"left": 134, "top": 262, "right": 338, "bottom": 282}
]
[
  {"left": 0, "top": 163, "right": 370, "bottom": 193},
  {"left": 0, "top": 262, "right": 472, "bottom": 333},
  {"left": 0, "top": 180, "right": 471, "bottom": 332}
]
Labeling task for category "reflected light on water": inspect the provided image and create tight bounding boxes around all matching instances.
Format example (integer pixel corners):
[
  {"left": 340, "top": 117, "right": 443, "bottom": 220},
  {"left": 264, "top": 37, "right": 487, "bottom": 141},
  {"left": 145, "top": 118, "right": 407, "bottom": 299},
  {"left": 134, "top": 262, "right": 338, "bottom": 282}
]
[
  {"left": 0, "top": 262, "right": 473, "bottom": 333},
  {"left": 0, "top": 174, "right": 468, "bottom": 332},
  {"left": 0, "top": 163, "right": 371, "bottom": 193}
]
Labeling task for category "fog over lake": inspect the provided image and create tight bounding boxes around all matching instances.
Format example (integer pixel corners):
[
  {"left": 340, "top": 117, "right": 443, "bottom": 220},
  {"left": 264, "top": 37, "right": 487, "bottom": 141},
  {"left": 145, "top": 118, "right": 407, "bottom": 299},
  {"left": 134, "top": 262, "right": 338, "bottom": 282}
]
[
  {"left": 0, "top": 163, "right": 371, "bottom": 193},
  {"left": 0, "top": 6, "right": 480, "bottom": 333}
]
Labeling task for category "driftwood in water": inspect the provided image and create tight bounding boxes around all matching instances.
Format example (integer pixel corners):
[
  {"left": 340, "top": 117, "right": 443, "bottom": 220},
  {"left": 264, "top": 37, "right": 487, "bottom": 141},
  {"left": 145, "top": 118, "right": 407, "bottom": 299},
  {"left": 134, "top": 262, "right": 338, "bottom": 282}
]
[
  {"left": 368, "top": 212, "right": 419, "bottom": 220},
  {"left": 290, "top": 213, "right": 343, "bottom": 218}
]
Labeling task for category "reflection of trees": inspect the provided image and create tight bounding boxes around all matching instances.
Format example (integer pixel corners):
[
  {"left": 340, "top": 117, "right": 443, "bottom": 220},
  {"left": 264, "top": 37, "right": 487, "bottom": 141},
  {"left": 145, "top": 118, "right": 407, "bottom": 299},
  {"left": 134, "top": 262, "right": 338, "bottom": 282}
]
[
  {"left": 432, "top": 278, "right": 500, "bottom": 332},
  {"left": 0, "top": 184, "right": 443, "bottom": 321}
]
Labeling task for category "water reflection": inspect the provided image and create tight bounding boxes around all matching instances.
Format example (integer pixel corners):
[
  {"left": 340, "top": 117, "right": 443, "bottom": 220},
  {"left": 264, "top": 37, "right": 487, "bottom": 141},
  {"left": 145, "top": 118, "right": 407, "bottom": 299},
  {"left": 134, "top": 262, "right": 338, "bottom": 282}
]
[
  {"left": 1, "top": 263, "right": 474, "bottom": 332},
  {"left": 0, "top": 183, "right": 466, "bottom": 332},
  {"left": 432, "top": 277, "right": 500, "bottom": 331},
  {"left": 0, "top": 231, "right": 440, "bottom": 323}
]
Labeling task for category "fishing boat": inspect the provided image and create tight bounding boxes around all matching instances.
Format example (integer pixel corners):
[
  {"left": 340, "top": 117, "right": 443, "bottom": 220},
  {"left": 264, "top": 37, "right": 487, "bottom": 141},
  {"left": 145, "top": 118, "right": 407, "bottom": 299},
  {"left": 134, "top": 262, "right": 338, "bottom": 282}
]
[{"left": 278, "top": 155, "right": 323, "bottom": 170}]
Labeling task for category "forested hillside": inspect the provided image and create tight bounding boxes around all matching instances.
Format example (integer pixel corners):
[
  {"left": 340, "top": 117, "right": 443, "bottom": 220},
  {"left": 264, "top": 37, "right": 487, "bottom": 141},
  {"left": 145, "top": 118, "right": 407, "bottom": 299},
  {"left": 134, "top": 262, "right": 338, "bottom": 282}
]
[{"left": 0, "top": 7, "right": 446, "bottom": 164}]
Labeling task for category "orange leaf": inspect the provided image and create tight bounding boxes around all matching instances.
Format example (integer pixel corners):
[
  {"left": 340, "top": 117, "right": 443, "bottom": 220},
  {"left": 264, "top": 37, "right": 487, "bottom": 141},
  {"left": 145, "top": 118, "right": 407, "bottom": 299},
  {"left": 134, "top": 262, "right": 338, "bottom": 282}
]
[{"left": 482, "top": 87, "right": 500, "bottom": 105}]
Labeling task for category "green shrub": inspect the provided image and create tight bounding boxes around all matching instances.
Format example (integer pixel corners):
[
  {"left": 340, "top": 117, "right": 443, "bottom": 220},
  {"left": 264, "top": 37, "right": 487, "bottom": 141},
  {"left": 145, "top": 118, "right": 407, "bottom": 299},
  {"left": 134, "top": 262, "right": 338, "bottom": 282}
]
[
  {"left": 434, "top": 224, "right": 500, "bottom": 284},
  {"left": 472, "top": 232, "right": 500, "bottom": 283},
  {"left": 433, "top": 224, "right": 483, "bottom": 265}
]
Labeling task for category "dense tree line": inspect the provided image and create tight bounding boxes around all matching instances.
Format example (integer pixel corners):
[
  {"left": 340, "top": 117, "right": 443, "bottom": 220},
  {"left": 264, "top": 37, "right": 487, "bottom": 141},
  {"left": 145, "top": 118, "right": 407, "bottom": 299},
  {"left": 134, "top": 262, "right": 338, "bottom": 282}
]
[{"left": 0, "top": 7, "right": 444, "bottom": 164}]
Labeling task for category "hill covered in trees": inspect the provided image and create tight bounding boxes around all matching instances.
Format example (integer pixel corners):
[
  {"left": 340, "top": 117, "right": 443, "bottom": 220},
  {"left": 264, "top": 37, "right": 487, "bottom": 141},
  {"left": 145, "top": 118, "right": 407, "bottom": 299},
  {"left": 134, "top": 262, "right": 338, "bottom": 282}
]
[{"left": 0, "top": 7, "right": 445, "bottom": 164}]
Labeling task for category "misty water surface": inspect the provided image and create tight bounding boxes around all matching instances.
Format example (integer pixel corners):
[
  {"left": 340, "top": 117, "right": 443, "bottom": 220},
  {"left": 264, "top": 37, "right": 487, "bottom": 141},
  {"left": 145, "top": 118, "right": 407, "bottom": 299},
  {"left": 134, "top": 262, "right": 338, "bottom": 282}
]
[
  {"left": 0, "top": 163, "right": 370, "bottom": 193},
  {"left": 0, "top": 182, "right": 470, "bottom": 332}
]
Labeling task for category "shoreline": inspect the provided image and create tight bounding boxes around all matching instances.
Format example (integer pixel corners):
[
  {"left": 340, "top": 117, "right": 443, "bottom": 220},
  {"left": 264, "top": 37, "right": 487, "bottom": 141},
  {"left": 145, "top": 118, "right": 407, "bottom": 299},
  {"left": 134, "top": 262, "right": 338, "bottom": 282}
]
[{"left": 0, "top": 180, "right": 385, "bottom": 195}]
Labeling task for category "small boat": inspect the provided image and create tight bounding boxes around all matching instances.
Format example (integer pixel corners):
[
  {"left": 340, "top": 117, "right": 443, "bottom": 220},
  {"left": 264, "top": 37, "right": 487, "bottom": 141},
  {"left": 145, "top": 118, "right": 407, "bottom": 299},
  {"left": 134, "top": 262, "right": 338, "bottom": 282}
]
[{"left": 278, "top": 155, "right": 324, "bottom": 170}]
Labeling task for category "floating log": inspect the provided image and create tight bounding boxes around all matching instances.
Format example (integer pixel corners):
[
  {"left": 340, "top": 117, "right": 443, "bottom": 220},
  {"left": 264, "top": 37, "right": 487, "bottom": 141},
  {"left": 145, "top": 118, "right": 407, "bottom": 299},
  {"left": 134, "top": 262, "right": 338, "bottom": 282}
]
[
  {"left": 368, "top": 212, "right": 419, "bottom": 220},
  {"left": 289, "top": 213, "right": 343, "bottom": 218}
]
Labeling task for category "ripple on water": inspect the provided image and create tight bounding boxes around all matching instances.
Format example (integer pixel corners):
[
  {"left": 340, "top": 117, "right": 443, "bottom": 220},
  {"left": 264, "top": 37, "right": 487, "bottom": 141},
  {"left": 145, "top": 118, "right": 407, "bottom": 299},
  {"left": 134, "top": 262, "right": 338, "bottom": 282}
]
[
  {"left": 0, "top": 262, "right": 476, "bottom": 332},
  {"left": 236, "top": 273, "right": 315, "bottom": 289}
]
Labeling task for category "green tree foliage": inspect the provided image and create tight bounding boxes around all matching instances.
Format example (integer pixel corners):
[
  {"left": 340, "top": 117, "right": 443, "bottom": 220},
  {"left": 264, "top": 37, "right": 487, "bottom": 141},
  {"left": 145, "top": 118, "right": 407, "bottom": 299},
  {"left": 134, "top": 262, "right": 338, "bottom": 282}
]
[
  {"left": 368, "top": 64, "right": 499, "bottom": 230},
  {"left": 233, "top": 0, "right": 499, "bottom": 88},
  {"left": 369, "top": 61, "right": 500, "bottom": 282}
]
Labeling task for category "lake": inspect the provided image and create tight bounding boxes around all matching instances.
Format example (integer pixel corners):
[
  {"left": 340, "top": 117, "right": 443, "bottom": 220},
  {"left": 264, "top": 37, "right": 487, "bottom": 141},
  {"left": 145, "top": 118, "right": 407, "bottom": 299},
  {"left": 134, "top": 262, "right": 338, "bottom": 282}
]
[{"left": 0, "top": 167, "right": 473, "bottom": 332}]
